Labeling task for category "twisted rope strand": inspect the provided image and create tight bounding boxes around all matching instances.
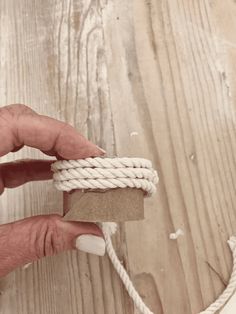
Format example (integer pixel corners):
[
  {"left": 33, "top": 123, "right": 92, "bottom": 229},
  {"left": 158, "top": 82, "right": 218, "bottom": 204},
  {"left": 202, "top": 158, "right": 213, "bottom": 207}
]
[
  {"left": 54, "top": 177, "right": 157, "bottom": 195},
  {"left": 102, "top": 223, "right": 154, "bottom": 314},
  {"left": 199, "top": 236, "right": 236, "bottom": 314},
  {"left": 52, "top": 157, "right": 153, "bottom": 170},
  {"left": 53, "top": 167, "right": 157, "bottom": 181}
]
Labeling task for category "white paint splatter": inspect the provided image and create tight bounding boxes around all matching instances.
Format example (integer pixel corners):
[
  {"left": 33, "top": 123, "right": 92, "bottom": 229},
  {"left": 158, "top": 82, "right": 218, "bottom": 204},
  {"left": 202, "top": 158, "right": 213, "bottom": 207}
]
[
  {"left": 130, "top": 131, "right": 138, "bottom": 137},
  {"left": 169, "top": 229, "right": 184, "bottom": 240},
  {"left": 189, "top": 153, "right": 195, "bottom": 161}
]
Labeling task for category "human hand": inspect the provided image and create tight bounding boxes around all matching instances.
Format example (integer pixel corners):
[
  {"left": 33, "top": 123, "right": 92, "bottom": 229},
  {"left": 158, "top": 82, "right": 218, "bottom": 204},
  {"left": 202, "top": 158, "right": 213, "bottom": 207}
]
[{"left": 0, "top": 104, "right": 106, "bottom": 277}]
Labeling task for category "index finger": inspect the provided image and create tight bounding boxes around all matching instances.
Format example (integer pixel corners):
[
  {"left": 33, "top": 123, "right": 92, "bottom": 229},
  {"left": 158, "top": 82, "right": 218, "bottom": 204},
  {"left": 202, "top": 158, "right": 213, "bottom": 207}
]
[{"left": 0, "top": 104, "right": 105, "bottom": 159}]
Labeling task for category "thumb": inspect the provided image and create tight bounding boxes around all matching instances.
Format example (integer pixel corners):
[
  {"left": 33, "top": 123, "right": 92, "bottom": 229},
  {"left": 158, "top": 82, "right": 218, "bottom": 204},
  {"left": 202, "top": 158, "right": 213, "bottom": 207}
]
[{"left": 0, "top": 214, "right": 105, "bottom": 277}]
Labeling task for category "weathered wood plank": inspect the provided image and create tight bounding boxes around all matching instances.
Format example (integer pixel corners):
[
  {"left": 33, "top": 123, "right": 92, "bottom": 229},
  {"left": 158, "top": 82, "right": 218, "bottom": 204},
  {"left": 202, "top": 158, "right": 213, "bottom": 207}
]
[{"left": 0, "top": 0, "right": 236, "bottom": 313}]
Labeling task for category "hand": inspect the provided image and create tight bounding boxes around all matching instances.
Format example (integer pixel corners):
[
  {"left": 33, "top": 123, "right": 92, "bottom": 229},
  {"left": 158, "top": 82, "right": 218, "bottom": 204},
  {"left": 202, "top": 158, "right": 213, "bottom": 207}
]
[{"left": 0, "top": 104, "right": 105, "bottom": 277}]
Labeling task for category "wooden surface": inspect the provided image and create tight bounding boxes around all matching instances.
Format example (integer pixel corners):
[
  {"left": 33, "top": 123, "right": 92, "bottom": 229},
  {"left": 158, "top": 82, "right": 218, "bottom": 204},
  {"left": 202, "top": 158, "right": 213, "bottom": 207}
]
[{"left": 0, "top": 0, "right": 236, "bottom": 313}]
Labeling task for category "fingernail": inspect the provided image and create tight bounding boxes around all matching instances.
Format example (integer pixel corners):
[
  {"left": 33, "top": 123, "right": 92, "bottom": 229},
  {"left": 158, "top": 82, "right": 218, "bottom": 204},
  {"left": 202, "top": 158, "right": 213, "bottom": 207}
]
[
  {"left": 96, "top": 145, "right": 106, "bottom": 155},
  {"left": 22, "top": 262, "right": 32, "bottom": 270},
  {"left": 76, "top": 235, "right": 106, "bottom": 256}
]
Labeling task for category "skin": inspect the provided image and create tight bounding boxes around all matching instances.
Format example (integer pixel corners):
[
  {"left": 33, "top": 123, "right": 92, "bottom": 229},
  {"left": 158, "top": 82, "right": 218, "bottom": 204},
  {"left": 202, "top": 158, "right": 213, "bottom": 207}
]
[{"left": 0, "top": 104, "right": 105, "bottom": 277}]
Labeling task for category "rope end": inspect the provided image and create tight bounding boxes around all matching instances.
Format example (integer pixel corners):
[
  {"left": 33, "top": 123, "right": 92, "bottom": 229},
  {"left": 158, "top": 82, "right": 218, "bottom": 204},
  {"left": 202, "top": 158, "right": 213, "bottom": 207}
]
[{"left": 101, "top": 222, "right": 118, "bottom": 236}]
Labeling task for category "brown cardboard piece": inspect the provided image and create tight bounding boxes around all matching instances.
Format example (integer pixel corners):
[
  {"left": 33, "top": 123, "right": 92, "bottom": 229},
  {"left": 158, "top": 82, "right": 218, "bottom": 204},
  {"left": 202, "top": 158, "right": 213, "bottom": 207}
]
[{"left": 63, "top": 188, "right": 144, "bottom": 222}]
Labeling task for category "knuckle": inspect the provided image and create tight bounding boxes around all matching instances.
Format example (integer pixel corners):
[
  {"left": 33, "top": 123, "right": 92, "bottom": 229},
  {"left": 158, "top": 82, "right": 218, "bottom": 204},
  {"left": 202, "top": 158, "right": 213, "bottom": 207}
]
[
  {"left": 0, "top": 105, "right": 36, "bottom": 150},
  {"left": 0, "top": 163, "right": 27, "bottom": 188},
  {"left": 0, "top": 104, "right": 35, "bottom": 127},
  {"left": 32, "top": 215, "right": 65, "bottom": 259},
  {"left": 5, "top": 104, "right": 34, "bottom": 115}
]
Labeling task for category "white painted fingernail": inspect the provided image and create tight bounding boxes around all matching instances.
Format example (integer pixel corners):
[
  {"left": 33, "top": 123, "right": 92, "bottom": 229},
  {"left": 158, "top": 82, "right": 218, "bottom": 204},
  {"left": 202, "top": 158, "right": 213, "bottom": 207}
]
[
  {"left": 22, "top": 262, "right": 32, "bottom": 270},
  {"left": 76, "top": 235, "right": 106, "bottom": 256},
  {"left": 96, "top": 145, "right": 106, "bottom": 154}
]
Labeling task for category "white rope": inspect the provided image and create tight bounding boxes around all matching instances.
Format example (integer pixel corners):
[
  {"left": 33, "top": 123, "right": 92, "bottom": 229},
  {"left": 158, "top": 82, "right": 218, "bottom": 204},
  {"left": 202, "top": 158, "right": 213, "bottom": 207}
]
[
  {"left": 52, "top": 157, "right": 157, "bottom": 314},
  {"left": 54, "top": 177, "right": 156, "bottom": 195},
  {"left": 52, "top": 157, "right": 152, "bottom": 170},
  {"left": 102, "top": 222, "right": 154, "bottom": 314},
  {"left": 199, "top": 236, "right": 236, "bottom": 314},
  {"left": 52, "top": 158, "right": 158, "bottom": 195},
  {"left": 53, "top": 167, "right": 156, "bottom": 181}
]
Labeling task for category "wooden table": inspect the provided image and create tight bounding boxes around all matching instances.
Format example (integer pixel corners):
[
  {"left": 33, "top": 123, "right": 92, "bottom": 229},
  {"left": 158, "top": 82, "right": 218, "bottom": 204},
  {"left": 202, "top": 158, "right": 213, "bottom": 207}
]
[{"left": 0, "top": 1, "right": 236, "bottom": 313}]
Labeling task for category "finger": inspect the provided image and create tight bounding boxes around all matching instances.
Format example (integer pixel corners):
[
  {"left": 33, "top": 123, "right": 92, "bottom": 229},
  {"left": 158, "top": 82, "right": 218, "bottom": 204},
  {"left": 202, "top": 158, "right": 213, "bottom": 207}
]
[
  {"left": 0, "top": 159, "right": 54, "bottom": 194},
  {"left": 0, "top": 214, "right": 105, "bottom": 277},
  {"left": 0, "top": 104, "right": 105, "bottom": 159}
]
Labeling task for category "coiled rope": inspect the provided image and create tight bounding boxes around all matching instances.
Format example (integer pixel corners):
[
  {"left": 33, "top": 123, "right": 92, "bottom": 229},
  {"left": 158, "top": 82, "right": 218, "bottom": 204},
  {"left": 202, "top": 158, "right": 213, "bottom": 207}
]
[
  {"left": 52, "top": 157, "right": 158, "bottom": 195},
  {"left": 52, "top": 157, "right": 158, "bottom": 314}
]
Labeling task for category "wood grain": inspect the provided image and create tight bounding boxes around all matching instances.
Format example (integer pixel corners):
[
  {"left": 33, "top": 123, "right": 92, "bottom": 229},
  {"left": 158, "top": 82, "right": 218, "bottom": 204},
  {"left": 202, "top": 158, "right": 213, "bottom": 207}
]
[{"left": 0, "top": 0, "right": 236, "bottom": 313}]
